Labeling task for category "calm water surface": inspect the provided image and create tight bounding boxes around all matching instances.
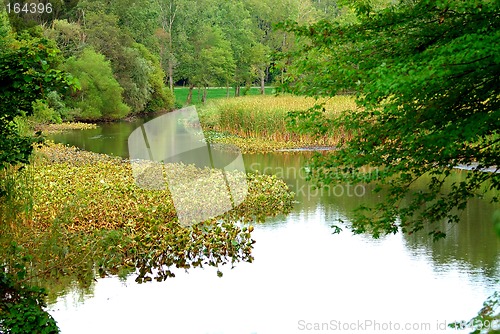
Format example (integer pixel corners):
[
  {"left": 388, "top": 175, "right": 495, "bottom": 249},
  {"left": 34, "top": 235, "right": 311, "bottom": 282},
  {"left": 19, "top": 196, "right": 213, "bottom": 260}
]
[{"left": 47, "top": 121, "right": 500, "bottom": 334}]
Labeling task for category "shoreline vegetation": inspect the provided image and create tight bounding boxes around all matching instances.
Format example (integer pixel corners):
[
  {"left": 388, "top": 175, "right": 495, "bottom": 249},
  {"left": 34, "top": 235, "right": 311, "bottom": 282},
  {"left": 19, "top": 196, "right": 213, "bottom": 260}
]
[
  {"left": 3, "top": 91, "right": 329, "bottom": 302},
  {"left": 198, "top": 94, "right": 357, "bottom": 153},
  {"left": 3, "top": 92, "right": 355, "bottom": 296},
  {"left": 0, "top": 141, "right": 295, "bottom": 299},
  {"left": 36, "top": 122, "right": 98, "bottom": 134},
  {"left": 33, "top": 142, "right": 295, "bottom": 231},
  {"left": 1, "top": 0, "right": 498, "bottom": 331},
  {"left": 41, "top": 92, "right": 358, "bottom": 153},
  {"left": 2, "top": 92, "right": 356, "bottom": 295}
]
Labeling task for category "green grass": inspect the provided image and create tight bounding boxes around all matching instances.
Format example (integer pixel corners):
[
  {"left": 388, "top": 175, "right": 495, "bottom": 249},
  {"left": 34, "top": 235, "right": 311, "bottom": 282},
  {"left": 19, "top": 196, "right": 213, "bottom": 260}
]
[{"left": 173, "top": 86, "right": 276, "bottom": 106}]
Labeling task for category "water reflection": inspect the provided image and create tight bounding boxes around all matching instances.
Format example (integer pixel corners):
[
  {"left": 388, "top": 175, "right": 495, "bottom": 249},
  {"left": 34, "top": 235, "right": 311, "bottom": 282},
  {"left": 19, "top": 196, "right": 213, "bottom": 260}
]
[
  {"left": 49, "top": 209, "right": 493, "bottom": 334},
  {"left": 47, "top": 127, "right": 499, "bottom": 334},
  {"left": 48, "top": 119, "right": 146, "bottom": 157},
  {"left": 403, "top": 196, "right": 500, "bottom": 285},
  {"left": 244, "top": 153, "right": 500, "bottom": 284}
]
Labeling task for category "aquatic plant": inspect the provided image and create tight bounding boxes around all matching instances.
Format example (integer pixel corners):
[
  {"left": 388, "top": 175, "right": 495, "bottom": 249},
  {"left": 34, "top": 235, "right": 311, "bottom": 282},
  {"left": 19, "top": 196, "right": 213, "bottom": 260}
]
[
  {"left": 0, "top": 142, "right": 295, "bottom": 292},
  {"left": 37, "top": 122, "right": 97, "bottom": 134}
]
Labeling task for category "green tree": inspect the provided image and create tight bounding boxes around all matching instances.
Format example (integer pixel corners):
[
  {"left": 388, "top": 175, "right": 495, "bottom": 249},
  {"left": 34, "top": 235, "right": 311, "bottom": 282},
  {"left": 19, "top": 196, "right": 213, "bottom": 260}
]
[
  {"left": 78, "top": 8, "right": 143, "bottom": 110},
  {"left": 111, "top": 0, "right": 161, "bottom": 50},
  {"left": 0, "top": 33, "right": 77, "bottom": 170},
  {"left": 44, "top": 19, "right": 85, "bottom": 57},
  {"left": 0, "top": 10, "right": 12, "bottom": 49},
  {"left": 172, "top": 0, "right": 236, "bottom": 104},
  {"left": 282, "top": 2, "right": 500, "bottom": 330},
  {"left": 191, "top": 26, "right": 235, "bottom": 102},
  {"left": 281, "top": 0, "right": 500, "bottom": 238},
  {"left": 247, "top": 0, "right": 317, "bottom": 87},
  {"left": 63, "top": 47, "right": 130, "bottom": 120},
  {"left": 249, "top": 42, "right": 271, "bottom": 95},
  {"left": 215, "top": 0, "right": 258, "bottom": 96},
  {"left": 135, "top": 43, "right": 175, "bottom": 113},
  {"left": 157, "top": 0, "right": 178, "bottom": 91},
  {"left": 311, "top": 0, "right": 341, "bottom": 19},
  {"left": 0, "top": 13, "right": 77, "bottom": 333}
]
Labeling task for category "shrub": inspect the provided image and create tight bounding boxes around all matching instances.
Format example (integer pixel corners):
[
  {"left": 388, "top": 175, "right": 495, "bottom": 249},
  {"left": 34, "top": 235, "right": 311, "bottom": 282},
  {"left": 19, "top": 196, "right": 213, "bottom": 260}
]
[
  {"left": 0, "top": 254, "right": 59, "bottom": 334},
  {"left": 63, "top": 48, "right": 130, "bottom": 120},
  {"left": 30, "top": 100, "right": 62, "bottom": 125}
]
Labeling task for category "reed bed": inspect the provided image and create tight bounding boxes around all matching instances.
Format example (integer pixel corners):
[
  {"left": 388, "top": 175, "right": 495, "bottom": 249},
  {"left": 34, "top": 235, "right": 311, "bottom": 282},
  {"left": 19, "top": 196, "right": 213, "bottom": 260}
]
[{"left": 199, "top": 94, "right": 357, "bottom": 148}]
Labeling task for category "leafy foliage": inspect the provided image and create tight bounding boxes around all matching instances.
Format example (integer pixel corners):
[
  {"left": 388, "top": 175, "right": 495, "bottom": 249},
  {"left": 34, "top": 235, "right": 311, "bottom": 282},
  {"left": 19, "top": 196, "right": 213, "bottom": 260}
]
[
  {"left": 29, "top": 99, "right": 62, "bottom": 125},
  {"left": 450, "top": 291, "right": 500, "bottom": 334},
  {"left": 31, "top": 143, "right": 294, "bottom": 232},
  {"left": 63, "top": 47, "right": 130, "bottom": 120},
  {"left": 0, "top": 10, "right": 13, "bottom": 50},
  {"left": 0, "top": 143, "right": 294, "bottom": 281},
  {"left": 281, "top": 0, "right": 500, "bottom": 240},
  {"left": 0, "top": 35, "right": 77, "bottom": 171},
  {"left": 135, "top": 43, "right": 175, "bottom": 113},
  {"left": 0, "top": 245, "right": 59, "bottom": 334},
  {"left": 43, "top": 19, "right": 85, "bottom": 57},
  {"left": 76, "top": 3, "right": 172, "bottom": 114},
  {"left": 0, "top": 141, "right": 295, "bottom": 330}
]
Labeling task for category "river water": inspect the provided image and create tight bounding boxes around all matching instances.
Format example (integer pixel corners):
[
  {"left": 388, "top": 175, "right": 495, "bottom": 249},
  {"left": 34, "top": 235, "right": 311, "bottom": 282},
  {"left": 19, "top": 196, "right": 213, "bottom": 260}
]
[{"left": 47, "top": 119, "right": 500, "bottom": 334}]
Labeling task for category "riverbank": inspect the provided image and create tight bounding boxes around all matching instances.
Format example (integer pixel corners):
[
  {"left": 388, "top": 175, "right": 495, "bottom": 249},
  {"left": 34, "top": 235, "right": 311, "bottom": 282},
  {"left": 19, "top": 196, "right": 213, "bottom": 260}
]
[
  {"left": 36, "top": 95, "right": 356, "bottom": 154},
  {"left": 174, "top": 86, "right": 276, "bottom": 106}
]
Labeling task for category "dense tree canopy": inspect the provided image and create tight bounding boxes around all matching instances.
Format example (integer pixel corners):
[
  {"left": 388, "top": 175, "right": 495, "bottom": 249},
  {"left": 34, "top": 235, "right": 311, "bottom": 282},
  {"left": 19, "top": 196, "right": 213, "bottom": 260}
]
[
  {"left": 63, "top": 47, "right": 130, "bottom": 120},
  {"left": 0, "top": 21, "right": 78, "bottom": 171},
  {"left": 281, "top": 0, "right": 500, "bottom": 239},
  {"left": 3, "top": 1, "right": 174, "bottom": 121},
  {"left": 3, "top": 0, "right": 350, "bottom": 112}
]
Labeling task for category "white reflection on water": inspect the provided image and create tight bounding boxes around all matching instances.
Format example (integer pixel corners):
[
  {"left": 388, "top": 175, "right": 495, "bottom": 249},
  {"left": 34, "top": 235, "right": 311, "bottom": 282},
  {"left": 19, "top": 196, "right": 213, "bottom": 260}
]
[{"left": 48, "top": 207, "right": 496, "bottom": 334}]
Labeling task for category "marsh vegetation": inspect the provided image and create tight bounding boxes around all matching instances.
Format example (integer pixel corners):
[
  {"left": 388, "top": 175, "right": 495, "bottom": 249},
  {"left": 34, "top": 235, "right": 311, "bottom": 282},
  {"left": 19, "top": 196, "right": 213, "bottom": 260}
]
[{"left": 1, "top": 0, "right": 499, "bottom": 333}]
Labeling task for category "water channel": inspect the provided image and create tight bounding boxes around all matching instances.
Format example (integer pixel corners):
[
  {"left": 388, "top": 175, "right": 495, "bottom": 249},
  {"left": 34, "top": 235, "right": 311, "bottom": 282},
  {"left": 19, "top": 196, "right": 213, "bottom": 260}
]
[{"left": 47, "top": 118, "right": 500, "bottom": 334}]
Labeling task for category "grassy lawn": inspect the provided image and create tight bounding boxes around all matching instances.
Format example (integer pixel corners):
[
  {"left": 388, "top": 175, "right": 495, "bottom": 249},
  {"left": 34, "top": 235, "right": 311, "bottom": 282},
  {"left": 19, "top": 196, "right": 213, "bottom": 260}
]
[{"left": 173, "top": 86, "right": 276, "bottom": 106}]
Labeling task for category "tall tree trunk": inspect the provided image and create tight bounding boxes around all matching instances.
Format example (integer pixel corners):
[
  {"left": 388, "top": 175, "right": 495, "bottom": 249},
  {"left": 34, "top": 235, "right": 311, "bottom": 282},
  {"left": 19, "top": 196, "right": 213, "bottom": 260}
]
[
  {"left": 186, "top": 84, "right": 194, "bottom": 105},
  {"left": 281, "top": 32, "right": 287, "bottom": 85},
  {"left": 226, "top": 81, "right": 230, "bottom": 98},
  {"left": 167, "top": 25, "right": 174, "bottom": 91},
  {"left": 260, "top": 72, "right": 265, "bottom": 95},
  {"left": 159, "top": 0, "right": 177, "bottom": 92},
  {"left": 235, "top": 85, "right": 240, "bottom": 97},
  {"left": 168, "top": 58, "right": 174, "bottom": 91},
  {"left": 202, "top": 86, "right": 207, "bottom": 104}
]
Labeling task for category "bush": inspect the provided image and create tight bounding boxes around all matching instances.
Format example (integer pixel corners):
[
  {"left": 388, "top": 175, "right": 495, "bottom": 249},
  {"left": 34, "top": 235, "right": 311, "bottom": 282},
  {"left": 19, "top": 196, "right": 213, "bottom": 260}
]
[
  {"left": 63, "top": 48, "right": 130, "bottom": 120},
  {"left": 0, "top": 246, "right": 59, "bottom": 334},
  {"left": 30, "top": 100, "right": 62, "bottom": 125},
  {"left": 134, "top": 43, "right": 175, "bottom": 114}
]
